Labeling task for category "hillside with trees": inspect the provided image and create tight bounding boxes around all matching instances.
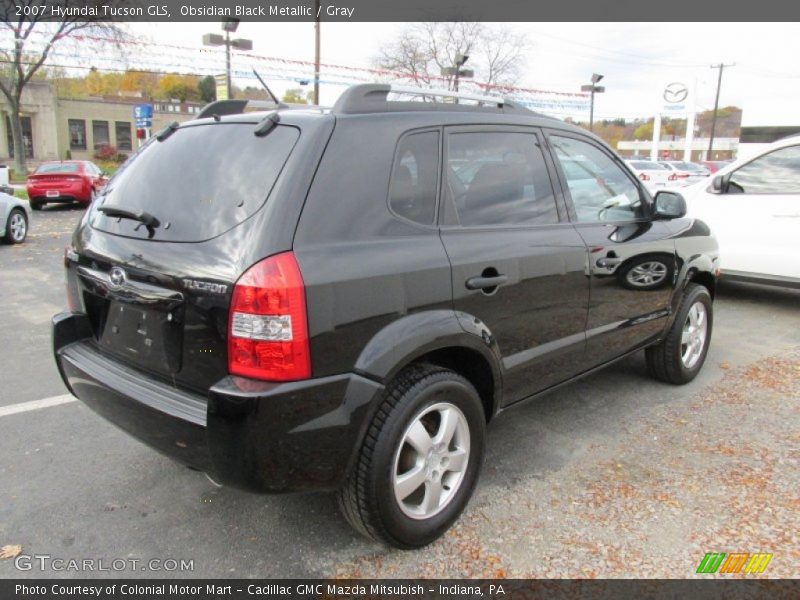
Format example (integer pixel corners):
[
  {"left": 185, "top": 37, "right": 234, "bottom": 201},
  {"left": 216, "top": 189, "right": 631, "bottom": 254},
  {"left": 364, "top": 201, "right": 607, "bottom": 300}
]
[{"left": 569, "top": 106, "right": 742, "bottom": 150}]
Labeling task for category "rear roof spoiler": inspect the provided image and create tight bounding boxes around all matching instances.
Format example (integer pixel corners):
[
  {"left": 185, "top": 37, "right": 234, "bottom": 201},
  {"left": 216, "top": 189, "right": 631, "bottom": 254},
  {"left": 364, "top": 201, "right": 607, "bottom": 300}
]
[{"left": 195, "top": 99, "right": 288, "bottom": 120}]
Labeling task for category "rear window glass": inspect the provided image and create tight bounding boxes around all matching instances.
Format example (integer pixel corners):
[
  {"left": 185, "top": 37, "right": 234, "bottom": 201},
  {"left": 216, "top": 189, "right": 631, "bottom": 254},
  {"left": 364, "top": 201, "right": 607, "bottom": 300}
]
[
  {"left": 629, "top": 161, "right": 663, "bottom": 170},
  {"left": 36, "top": 163, "right": 80, "bottom": 174},
  {"left": 91, "top": 123, "right": 299, "bottom": 242}
]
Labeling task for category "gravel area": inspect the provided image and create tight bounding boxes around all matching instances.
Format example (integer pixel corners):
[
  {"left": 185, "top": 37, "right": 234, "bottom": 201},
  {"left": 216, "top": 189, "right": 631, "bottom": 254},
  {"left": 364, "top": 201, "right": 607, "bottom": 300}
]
[{"left": 332, "top": 350, "right": 800, "bottom": 578}]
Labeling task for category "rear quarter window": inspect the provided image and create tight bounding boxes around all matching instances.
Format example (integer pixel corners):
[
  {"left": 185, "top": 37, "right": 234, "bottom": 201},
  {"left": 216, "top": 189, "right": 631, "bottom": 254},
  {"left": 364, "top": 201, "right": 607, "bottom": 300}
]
[
  {"left": 91, "top": 123, "right": 299, "bottom": 242},
  {"left": 388, "top": 131, "right": 440, "bottom": 225}
]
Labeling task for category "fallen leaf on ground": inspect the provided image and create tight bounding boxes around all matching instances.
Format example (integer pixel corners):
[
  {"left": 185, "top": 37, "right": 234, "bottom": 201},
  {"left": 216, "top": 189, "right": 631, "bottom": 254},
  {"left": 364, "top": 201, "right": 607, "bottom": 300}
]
[{"left": 0, "top": 545, "right": 22, "bottom": 559}]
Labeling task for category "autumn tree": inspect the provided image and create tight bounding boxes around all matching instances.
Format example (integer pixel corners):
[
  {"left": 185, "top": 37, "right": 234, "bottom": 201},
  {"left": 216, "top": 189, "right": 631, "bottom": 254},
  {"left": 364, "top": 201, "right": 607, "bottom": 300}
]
[
  {"left": 157, "top": 73, "right": 200, "bottom": 102},
  {"left": 282, "top": 88, "right": 310, "bottom": 104},
  {"left": 198, "top": 75, "right": 216, "bottom": 103},
  {"left": 0, "top": 3, "right": 129, "bottom": 173},
  {"left": 120, "top": 69, "right": 160, "bottom": 98},
  {"left": 376, "top": 22, "right": 529, "bottom": 91}
]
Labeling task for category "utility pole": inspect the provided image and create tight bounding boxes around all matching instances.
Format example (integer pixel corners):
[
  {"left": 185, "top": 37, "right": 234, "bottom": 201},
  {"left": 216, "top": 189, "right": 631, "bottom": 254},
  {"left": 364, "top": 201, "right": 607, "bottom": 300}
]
[
  {"left": 314, "top": 0, "right": 321, "bottom": 105},
  {"left": 708, "top": 63, "right": 735, "bottom": 158}
]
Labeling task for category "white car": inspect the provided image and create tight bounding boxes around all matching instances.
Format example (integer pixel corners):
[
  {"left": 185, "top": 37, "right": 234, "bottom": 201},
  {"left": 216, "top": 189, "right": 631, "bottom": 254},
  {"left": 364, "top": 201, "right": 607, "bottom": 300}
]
[
  {"left": 0, "top": 191, "right": 29, "bottom": 245},
  {"left": 682, "top": 135, "right": 800, "bottom": 288},
  {"left": 624, "top": 159, "right": 672, "bottom": 192},
  {"left": 660, "top": 161, "right": 710, "bottom": 185}
]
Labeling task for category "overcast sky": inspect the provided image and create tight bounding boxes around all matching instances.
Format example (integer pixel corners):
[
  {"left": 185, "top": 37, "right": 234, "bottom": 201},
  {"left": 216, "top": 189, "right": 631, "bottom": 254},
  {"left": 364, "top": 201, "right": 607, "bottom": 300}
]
[{"left": 125, "top": 22, "right": 800, "bottom": 125}]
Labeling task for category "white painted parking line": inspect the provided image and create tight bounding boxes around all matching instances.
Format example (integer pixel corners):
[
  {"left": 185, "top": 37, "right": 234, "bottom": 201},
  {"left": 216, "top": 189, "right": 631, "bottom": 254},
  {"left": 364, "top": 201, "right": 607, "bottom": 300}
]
[{"left": 0, "top": 394, "right": 77, "bottom": 418}]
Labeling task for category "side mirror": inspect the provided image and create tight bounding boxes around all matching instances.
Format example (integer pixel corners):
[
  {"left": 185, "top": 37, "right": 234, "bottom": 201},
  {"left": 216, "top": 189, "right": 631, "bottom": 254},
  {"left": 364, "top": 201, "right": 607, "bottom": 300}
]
[
  {"left": 710, "top": 175, "right": 724, "bottom": 193},
  {"left": 653, "top": 190, "right": 687, "bottom": 219}
]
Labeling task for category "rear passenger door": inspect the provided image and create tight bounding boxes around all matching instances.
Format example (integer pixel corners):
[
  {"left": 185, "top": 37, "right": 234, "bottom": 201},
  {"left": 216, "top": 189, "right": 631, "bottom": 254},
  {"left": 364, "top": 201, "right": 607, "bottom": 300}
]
[
  {"left": 439, "top": 126, "right": 589, "bottom": 405},
  {"left": 545, "top": 130, "right": 677, "bottom": 367}
]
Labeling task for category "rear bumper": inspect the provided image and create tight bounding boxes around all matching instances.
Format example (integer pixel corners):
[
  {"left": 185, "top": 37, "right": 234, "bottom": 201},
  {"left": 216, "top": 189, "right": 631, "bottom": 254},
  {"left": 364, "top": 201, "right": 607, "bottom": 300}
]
[{"left": 52, "top": 312, "right": 385, "bottom": 493}]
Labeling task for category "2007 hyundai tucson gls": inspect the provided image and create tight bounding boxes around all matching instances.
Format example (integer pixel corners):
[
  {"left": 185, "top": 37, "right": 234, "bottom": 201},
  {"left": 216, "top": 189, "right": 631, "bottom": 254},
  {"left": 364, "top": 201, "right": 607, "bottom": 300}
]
[{"left": 53, "top": 84, "right": 719, "bottom": 549}]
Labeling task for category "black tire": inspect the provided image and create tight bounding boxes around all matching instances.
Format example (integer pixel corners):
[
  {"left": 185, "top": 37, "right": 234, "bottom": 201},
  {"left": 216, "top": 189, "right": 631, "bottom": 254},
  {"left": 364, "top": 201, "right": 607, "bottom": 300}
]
[
  {"left": 30, "top": 199, "right": 44, "bottom": 211},
  {"left": 3, "top": 208, "right": 27, "bottom": 244},
  {"left": 646, "top": 283, "right": 713, "bottom": 384},
  {"left": 338, "top": 363, "right": 486, "bottom": 549}
]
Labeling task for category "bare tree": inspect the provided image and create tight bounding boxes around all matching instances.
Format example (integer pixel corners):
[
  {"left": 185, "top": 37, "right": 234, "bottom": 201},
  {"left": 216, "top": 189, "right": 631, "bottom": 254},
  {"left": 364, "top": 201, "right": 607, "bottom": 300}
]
[
  {"left": 376, "top": 22, "right": 529, "bottom": 91},
  {"left": 0, "top": 1, "right": 130, "bottom": 174}
]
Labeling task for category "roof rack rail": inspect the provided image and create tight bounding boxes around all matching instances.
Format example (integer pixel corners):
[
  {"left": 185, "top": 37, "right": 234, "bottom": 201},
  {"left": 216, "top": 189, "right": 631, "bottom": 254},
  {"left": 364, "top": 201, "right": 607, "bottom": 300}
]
[
  {"left": 331, "top": 83, "right": 533, "bottom": 115},
  {"left": 195, "top": 98, "right": 288, "bottom": 120}
]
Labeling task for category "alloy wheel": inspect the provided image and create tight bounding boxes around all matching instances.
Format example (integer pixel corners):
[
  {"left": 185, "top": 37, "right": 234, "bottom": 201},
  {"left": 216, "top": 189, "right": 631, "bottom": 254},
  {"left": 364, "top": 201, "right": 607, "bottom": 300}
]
[
  {"left": 9, "top": 212, "right": 26, "bottom": 242},
  {"left": 681, "top": 301, "right": 708, "bottom": 369},
  {"left": 392, "top": 402, "right": 471, "bottom": 520}
]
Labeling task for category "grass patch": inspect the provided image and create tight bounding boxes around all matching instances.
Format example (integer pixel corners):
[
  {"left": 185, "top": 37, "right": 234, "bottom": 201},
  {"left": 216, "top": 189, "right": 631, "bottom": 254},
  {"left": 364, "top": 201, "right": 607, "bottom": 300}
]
[{"left": 14, "top": 188, "right": 28, "bottom": 201}]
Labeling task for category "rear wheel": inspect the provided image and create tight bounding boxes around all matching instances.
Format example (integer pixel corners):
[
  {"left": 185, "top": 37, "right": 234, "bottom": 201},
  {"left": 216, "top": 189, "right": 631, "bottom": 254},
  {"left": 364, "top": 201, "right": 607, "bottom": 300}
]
[
  {"left": 338, "top": 364, "right": 485, "bottom": 548},
  {"left": 3, "top": 208, "right": 27, "bottom": 244},
  {"left": 30, "top": 199, "right": 44, "bottom": 211},
  {"left": 646, "top": 283, "right": 713, "bottom": 384}
]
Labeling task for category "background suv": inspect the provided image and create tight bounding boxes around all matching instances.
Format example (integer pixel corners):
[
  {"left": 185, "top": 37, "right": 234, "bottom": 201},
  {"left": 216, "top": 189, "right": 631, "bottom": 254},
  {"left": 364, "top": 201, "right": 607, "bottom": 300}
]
[{"left": 53, "top": 84, "right": 719, "bottom": 548}]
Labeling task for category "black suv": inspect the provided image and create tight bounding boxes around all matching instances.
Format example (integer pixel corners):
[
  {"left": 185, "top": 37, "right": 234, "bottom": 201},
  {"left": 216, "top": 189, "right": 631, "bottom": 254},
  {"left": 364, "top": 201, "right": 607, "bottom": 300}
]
[{"left": 53, "top": 84, "right": 719, "bottom": 548}]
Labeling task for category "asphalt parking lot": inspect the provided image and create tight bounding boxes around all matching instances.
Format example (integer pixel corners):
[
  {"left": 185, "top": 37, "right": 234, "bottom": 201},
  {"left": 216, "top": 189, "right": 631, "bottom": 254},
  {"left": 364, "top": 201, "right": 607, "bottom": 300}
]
[{"left": 1, "top": 206, "right": 798, "bottom": 579}]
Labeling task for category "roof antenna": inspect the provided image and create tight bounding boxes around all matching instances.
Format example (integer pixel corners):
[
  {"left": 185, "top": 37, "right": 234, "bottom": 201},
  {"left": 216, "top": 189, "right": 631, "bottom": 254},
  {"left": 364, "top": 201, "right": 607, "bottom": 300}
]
[{"left": 252, "top": 68, "right": 283, "bottom": 106}]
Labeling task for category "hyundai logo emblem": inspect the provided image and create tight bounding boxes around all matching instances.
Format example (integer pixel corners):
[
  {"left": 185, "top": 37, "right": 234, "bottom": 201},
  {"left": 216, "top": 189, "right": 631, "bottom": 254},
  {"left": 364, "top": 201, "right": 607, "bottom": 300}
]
[
  {"left": 663, "top": 82, "right": 688, "bottom": 104},
  {"left": 109, "top": 267, "right": 127, "bottom": 289}
]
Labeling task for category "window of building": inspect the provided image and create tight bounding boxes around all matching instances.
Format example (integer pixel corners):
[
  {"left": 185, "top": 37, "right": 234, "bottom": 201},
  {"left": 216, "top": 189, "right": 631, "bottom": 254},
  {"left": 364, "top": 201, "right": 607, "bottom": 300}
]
[
  {"left": 68, "top": 119, "right": 87, "bottom": 150},
  {"left": 727, "top": 145, "right": 800, "bottom": 194},
  {"left": 550, "top": 135, "right": 643, "bottom": 223},
  {"left": 446, "top": 131, "right": 559, "bottom": 227},
  {"left": 115, "top": 121, "right": 132, "bottom": 151},
  {"left": 5, "top": 116, "right": 34, "bottom": 158},
  {"left": 92, "top": 120, "right": 110, "bottom": 149},
  {"left": 388, "top": 131, "right": 439, "bottom": 225}
]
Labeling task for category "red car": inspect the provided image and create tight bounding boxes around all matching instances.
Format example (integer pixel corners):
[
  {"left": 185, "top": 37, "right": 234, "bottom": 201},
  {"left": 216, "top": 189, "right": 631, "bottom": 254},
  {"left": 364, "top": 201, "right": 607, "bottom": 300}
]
[{"left": 27, "top": 161, "right": 108, "bottom": 210}]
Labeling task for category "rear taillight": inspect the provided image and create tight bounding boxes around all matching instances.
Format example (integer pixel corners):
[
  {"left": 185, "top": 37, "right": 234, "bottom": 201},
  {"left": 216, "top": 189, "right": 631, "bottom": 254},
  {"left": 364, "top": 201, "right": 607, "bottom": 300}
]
[
  {"left": 639, "top": 173, "right": 650, "bottom": 181},
  {"left": 228, "top": 252, "right": 311, "bottom": 382}
]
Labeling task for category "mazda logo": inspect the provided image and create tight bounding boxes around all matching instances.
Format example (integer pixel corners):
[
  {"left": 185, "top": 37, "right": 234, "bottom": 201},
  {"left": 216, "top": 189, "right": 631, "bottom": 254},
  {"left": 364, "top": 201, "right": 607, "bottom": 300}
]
[
  {"left": 109, "top": 267, "right": 127, "bottom": 289},
  {"left": 663, "top": 83, "right": 688, "bottom": 104}
]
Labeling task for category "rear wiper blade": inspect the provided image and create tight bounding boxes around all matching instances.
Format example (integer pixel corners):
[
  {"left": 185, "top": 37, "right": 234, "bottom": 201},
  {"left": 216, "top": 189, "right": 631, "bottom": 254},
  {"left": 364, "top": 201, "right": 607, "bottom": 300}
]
[{"left": 97, "top": 205, "right": 161, "bottom": 238}]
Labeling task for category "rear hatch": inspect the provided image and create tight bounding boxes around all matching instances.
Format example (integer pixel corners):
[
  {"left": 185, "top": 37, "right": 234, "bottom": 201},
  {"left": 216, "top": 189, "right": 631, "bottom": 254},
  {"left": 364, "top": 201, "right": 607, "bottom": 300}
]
[{"left": 69, "top": 120, "right": 301, "bottom": 392}]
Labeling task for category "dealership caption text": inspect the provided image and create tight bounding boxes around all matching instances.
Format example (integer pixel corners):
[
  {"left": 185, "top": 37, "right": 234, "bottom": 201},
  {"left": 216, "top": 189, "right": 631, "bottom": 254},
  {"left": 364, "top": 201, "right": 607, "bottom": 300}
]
[
  {"left": 21, "top": 3, "right": 357, "bottom": 19},
  {"left": 16, "top": 584, "right": 505, "bottom": 597}
]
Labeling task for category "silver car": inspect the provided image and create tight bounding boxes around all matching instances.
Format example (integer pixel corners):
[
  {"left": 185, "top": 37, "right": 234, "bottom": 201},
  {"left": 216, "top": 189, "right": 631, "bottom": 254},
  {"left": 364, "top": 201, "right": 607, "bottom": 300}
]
[{"left": 0, "top": 191, "right": 29, "bottom": 244}]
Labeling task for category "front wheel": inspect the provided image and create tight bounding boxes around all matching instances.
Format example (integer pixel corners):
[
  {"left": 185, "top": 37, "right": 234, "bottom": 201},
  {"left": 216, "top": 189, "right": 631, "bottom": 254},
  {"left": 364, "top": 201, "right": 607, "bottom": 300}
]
[
  {"left": 3, "top": 208, "right": 27, "bottom": 244},
  {"left": 646, "top": 283, "right": 713, "bottom": 384},
  {"left": 338, "top": 364, "right": 486, "bottom": 549}
]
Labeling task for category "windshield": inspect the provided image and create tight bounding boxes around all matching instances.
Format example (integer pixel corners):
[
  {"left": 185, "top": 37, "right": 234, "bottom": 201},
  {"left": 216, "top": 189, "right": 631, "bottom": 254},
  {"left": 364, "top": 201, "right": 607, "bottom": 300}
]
[
  {"left": 35, "top": 163, "right": 80, "bottom": 174},
  {"left": 91, "top": 123, "right": 299, "bottom": 242}
]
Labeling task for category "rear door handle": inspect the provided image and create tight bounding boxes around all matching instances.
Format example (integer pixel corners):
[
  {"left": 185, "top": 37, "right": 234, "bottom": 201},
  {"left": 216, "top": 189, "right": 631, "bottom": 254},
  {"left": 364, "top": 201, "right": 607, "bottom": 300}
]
[
  {"left": 465, "top": 275, "right": 508, "bottom": 290},
  {"left": 596, "top": 257, "right": 622, "bottom": 268}
]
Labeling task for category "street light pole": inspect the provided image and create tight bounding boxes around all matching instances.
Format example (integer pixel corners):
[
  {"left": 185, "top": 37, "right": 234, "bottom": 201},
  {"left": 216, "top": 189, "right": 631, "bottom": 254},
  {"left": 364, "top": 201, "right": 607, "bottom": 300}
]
[
  {"left": 203, "top": 20, "right": 252, "bottom": 101},
  {"left": 441, "top": 54, "right": 473, "bottom": 103},
  {"left": 581, "top": 73, "right": 605, "bottom": 132},
  {"left": 707, "top": 62, "right": 735, "bottom": 158}
]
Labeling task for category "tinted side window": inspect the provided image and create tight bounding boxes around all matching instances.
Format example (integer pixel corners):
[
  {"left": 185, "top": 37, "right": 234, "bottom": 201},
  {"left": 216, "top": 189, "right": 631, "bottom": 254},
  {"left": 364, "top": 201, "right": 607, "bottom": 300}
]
[
  {"left": 727, "top": 145, "right": 800, "bottom": 194},
  {"left": 550, "top": 135, "right": 643, "bottom": 223},
  {"left": 389, "top": 131, "right": 439, "bottom": 225},
  {"left": 446, "top": 132, "right": 558, "bottom": 227}
]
